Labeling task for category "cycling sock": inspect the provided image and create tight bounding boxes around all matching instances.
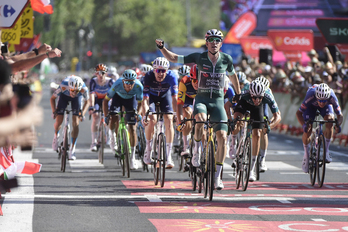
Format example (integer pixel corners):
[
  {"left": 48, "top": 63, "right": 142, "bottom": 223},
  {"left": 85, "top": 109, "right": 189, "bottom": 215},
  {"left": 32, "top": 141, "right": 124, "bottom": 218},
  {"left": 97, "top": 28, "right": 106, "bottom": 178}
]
[
  {"left": 92, "top": 132, "right": 98, "bottom": 144},
  {"left": 131, "top": 147, "right": 135, "bottom": 160},
  {"left": 166, "top": 143, "right": 173, "bottom": 159},
  {"left": 146, "top": 139, "right": 153, "bottom": 151},
  {"left": 325, "top": 138, "right": 330, "bottom": 154},
  {"left": 251, "top": 156, "right": 256, "bottom": 173},
  {"left": 70, "top": 137, "right": 77, "bottom": 154},
  {"left": 303, "top": 143, "right": 310, "bottom": 159},
  {"left": 183, "top": 135, "right": 189, "bottom": 150},
  {"left": 194, "top": 140, "right": 201, "bottom": 153},
  {"left": 260, "top": 149, "right": 267, "bottom": 158},
  {"left": 231, "top": 134, "right": 237, "bottom": 146},
  {"left": 215, "top": 163, "right": 223, "bottom": 179}
]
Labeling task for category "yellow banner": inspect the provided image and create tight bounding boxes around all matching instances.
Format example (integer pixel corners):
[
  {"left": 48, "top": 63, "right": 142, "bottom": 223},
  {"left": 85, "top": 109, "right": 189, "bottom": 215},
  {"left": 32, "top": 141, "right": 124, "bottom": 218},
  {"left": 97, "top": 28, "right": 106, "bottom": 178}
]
[
  {"left": 21, "top": 5, "right": 34, "bottom": 39},
  {"left": 1, "top": 17, "right": 21, "bottom": 45}
]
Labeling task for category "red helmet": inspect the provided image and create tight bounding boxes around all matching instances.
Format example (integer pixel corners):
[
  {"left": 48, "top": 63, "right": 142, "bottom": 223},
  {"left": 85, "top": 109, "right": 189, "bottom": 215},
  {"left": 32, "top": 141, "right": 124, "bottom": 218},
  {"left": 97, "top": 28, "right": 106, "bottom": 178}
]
[
  {"left": 132, "top": 67, "right": 141, "bottom": 78},
  {"left": 95, "top": 63, "right": 108, "bottom": 72},
  {"left": 190, "top": 65, "right": 197, "bottom": 80}
]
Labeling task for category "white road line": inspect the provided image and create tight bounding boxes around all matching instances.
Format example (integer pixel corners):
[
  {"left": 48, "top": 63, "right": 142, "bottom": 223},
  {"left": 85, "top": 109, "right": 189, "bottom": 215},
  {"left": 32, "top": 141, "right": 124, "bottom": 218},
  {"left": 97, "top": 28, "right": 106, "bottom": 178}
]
[
  {"left": 277, "top": 199, "right": 292, "bottom": 204},
  {"left": 145, "top": 195, "right": 162, "bottom": 202},
  {"left": 311, "top": 219, "right": 327, "bottom": 222}
]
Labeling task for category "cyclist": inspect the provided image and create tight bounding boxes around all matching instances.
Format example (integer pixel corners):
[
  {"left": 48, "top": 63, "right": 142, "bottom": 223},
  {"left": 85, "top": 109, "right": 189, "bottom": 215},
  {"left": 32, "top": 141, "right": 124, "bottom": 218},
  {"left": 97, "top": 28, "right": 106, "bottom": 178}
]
[
  {"left": 142, "top": 57, "right": 178, "bottom": 169},
  {"left": 177, "top": 64, "right": 198, "bottom": 156},
  {"left": 107, "top": 66, "right": 119, "bottom": 81},
  {"left": 103, "top": 69, "right": 143, "bottom": 170},
  {"left": 51, "top": 75, "right": 89, "bottom": 160},
  {"left": 139, "top": 64, "right": 153, "bottom": 81},
  {"left": 237, "top": 71, "right": 250, "bottom": 93},
  {"left": 295, "top": 83, "right": 343, "bottom": 173},
  {"left": 155, "top": 29, "right": 241, "bottom": 190},
  {"left": 89, "top": 64, "right": 115, "bottom": 152},
  {"left": 177, "top": 65, "right": 191, "bottom": 81},
  {"left": 228, "top": 80, "right": 281, "bottom": 182}
]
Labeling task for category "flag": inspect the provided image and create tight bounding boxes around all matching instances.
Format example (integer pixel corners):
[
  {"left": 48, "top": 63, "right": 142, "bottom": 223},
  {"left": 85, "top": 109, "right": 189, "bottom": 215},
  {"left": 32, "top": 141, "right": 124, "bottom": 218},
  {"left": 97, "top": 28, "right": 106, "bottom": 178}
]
[{"left": 30, "top": 0, "right": 54, "bottom": 14}]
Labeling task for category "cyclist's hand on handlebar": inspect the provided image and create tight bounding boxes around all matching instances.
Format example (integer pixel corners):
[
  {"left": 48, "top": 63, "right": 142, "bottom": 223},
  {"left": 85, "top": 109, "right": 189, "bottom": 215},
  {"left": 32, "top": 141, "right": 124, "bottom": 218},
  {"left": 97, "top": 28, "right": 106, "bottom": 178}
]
[
  {"left": 88, "top": 106, "right": 94, "bottom": 115},
  {"left": 334, "top": 125, "right": 341, "bottom": 134},
  {"left": 232, "top": 94, "right": 241, "bottom": 103},
  {"left": 52, "top": 110, "right": 57, "bottom": 120},
  {"left": 142, "top": 115, "right": 149, "bottom": 126},
  {"left": 302, "top": 123, "right": 309, "bottom": 133},
  {"left": 104, "top": 116, "right": 109, "bottom": 125},
  {"left": 79, "top": 115, "right": 85, "bottom": 122},
  {"left": 264, "top": 123, "right": 271, "bottom": 134},
  {"left": 177, "top": 121, "right": 186, "bottom": 132}
]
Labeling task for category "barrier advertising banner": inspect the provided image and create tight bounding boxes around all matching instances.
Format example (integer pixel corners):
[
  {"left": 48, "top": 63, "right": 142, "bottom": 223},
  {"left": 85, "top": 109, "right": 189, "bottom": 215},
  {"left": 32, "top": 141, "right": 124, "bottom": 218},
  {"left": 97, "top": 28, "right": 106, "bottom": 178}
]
[
  {"left": 224, "top": 11, "right": 257, "bottom": 44},
  {"left": 267, "top": 30, "right": 314, "bottom": 51},
  {"left": 239, "top": 36, "right": 273, "bottom": 58},
  {"left": 316, "top": 18, "right": 348, "bottom": 44}
]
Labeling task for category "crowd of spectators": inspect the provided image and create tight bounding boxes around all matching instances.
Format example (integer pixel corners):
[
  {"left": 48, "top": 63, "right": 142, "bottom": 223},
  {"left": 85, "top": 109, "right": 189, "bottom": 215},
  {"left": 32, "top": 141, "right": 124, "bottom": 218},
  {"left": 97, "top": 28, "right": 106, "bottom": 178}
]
[{"left": 235, "top": 47, "right": 348, "bottom": 108}]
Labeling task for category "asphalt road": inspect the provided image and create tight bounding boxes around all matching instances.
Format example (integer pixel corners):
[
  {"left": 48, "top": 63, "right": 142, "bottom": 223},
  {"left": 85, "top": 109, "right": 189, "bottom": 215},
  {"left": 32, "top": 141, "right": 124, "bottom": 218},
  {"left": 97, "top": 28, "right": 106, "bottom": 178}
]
[{"left": 1, "top": 87, "right": 348, "bottom": 232}]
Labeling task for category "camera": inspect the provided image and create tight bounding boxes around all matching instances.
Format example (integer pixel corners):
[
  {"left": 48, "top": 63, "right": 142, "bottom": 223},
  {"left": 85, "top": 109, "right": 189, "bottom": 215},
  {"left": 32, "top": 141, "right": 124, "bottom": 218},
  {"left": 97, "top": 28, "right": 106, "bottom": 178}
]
[{"left": 1, "top": 42, "right": 8, "bottom": 55}]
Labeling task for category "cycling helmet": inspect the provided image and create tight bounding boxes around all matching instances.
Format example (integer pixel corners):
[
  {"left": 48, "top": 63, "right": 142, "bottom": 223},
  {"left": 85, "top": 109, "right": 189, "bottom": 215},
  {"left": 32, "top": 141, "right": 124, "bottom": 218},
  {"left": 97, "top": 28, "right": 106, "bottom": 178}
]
[
  {"left": 152, "top": 57, "right": 170, "bottom": 70},
  {"left": 315, "top": 83, "right": 331, "bottom": 100},
  {"left": 132, "top": 67, "right": 141, "bottom": 77},
  {"left": 256, "top": 75, "right": 270, "bottom": 89},
  {"left": 205, "top": 29, "right": 223, "bottom": 40},
  {"left": 68, "top": 75, "right": 84, "bottom": 91},
  {"left": 107, "top": 66, "right": 117, "bottom": 76},
  {"left": 139, "top": 64, "right": 153, "bottom": 73},
  {"left": 122, "top": 69, "right": 137, "bottom": 80},
  {"left": 95, "top": 63, "right": 108, "bottom": 73},
  {"left": 178, "top": 65, "right": 191, "bottom": 76},
  {"left": 249, "top": 80, "right": 265, "bottom": 97},
  {"left": 190, "top": 64, "right": 197, "bottom": 80},
  {"left": 236, "top": 71, "right": 247, "bottom": 83}
]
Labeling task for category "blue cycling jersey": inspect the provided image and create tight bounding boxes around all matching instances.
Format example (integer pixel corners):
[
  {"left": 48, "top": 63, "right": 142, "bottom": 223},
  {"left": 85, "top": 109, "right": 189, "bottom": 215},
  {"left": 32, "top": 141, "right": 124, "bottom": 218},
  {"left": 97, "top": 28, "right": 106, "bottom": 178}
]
[
  {"left": 106, "top": 78, "right": 143, "bottom": 101},
  {"left": 299, "top": 85, "right": 342, "bottom": 115},
  {"left": 224, "top": 85, "right": 235, "bottom": 99},
  {"left": 143, "top": 70, "right": 178, "bottom": 98},
  {"left": 90, "top": 77, "right": 114, "bottom": 99},
  {"left": 53, "top": 77, "right": 89, "bottom": 100}
]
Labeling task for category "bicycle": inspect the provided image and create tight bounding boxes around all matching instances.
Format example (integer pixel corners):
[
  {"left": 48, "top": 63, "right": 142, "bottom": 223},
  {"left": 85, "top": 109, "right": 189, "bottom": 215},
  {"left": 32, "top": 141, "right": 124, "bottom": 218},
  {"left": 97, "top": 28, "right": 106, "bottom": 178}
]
[
  {"left": 113, "top": 110, "right": 134, "bottom": 178},
  {"left": 230, "top": 111, "right": 264, "bottom": 191},
  {"left": 57, "top": 108, "right": 72, "bottom": 172},
  {"left": 255, "top": 116, "right": 270, "bottom": 181},
  {"left": 136, "top": 115, "right": 148, "bottom": 172},
  {"left": 173, "top": 129, "right": 185, "bottom": 171},
  {"left": 90, "top": 108, "right": 108, "bottom": 164},
  {"left": 144, "top": 103, "right": 173, "bottom": 187},
  {"left": 306, "top": 111, "right": 338, "bottom": 188}
]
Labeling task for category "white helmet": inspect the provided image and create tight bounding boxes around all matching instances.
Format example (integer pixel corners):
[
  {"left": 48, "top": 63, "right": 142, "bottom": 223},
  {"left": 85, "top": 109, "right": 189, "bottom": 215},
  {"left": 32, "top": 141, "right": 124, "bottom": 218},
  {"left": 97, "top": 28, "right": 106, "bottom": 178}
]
[
  {"left": 256, "top": 75, "right": 270, "bottom": 89},
  {"left": 152, "top": 57, "right": 170, "bottom": 70},
  {"left": 178, "top": 65, "right": 191, "bottom": 76},
  {"left": 236, "top": 71, "right": 247, "bottom": 83},
  {"left": 205, "top": 29, "right": 223, "bottom": 40},
  {"left": 315, "top": 83, "right": 331, "bottom": 100},
  {"left": 107, "top": 66, "right": 117, "bottom": 77},
  {"left": 139, "top": 64, "right": 153, "bottom": 73},
  {"left": 249, "top": 80, "right": 265, "bottom": 97},
  {"left": 68, "top": 75, "right": 84, "bottom": 91}
]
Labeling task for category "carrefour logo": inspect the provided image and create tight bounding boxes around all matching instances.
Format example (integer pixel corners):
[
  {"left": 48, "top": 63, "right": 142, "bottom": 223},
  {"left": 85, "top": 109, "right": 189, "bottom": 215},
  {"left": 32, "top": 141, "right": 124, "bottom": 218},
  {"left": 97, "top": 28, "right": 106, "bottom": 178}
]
[{"left": 0, "top": 5, "right": 16, "bottom": 18}]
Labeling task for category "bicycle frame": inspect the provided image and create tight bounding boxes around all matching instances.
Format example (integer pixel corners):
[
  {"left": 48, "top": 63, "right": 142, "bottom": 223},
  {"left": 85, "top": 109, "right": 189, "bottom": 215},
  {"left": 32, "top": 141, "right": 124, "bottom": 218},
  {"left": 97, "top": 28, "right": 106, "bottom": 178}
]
[{"left": 59, "top": 109, "right": 71, "bottom": 172}]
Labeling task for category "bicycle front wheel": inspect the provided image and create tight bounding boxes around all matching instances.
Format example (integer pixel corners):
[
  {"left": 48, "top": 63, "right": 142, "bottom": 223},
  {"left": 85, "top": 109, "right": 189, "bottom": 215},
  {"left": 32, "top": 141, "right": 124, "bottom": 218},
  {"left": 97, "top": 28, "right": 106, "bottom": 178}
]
[
  {"left": 61, "top": 127, "right": 68, "bottom": 172},
  {"left": 159, "top": 134, "right": 166, "bottom": 187},
  {"left": 207, "top": 141, "right": 215, "bottom": 201},
  {"left": 241, "top": 137, "right": 251, "bottom": 191},
  {"left": 317, "top": 134, "right": 326, "bottom": 187},
  {"left": 98, "top": 124, "right": 104, "bottom": 164},
  {"left": 309, "top": 136, "right": 317, "bottom": 186},
  {"left": 138, "top": 126, "right": 148, "bottom": 172},
  {"left": 122, "top": 129, "right": 130, "bottom": 178},
  {"left": 153, "top": 137, "right": 159, "bottom": 185},
  {"left": 256, "top": 155, "right": 260, "bottom": 181}
]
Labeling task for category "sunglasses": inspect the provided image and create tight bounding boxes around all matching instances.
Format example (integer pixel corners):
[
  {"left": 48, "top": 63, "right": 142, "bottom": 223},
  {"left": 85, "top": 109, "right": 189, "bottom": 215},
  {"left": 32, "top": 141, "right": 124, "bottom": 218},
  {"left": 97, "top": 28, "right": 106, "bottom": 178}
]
[
  {"left": 96, "top": 71, "right": 106, "bottom": 76},
  {"left": 123, "top": 80, "right": 135, "bottom": 85},
  {"left": 70, "top": 89, "right": 79, "bottom": 93},
  {"left": 191, "top": 79, "right": 198, "bottom": 83},
  {"left": 251, "top": 96, "right": 263, "bottom": 100},
  {"left": 318, "top": 99, "right": 327, "bottom": 103},
  {"left": 207, "top": 37, "right": 222, "bottom": 43},
  {"left": 155, "top": 69, "right": 167, "bottom": 74}
]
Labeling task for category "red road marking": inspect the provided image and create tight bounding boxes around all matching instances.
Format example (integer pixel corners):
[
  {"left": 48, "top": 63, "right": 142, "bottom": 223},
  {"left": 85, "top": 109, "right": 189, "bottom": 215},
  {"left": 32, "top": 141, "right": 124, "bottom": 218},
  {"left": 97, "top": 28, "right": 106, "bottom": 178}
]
[
  {"left": 136, "top": 202, "right": 348, "bottom": 215},
  {"left": 122, "top": 180, "right": 192, "bottom": 189},
  {"left": 149, "top": 219, "right": 348, "bottom": 232}
]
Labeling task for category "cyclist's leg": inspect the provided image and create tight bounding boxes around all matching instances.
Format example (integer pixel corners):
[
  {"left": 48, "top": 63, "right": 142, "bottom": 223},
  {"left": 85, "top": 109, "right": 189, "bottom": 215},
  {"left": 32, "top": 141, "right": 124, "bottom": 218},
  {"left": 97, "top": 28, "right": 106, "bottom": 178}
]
[
  {"left": 321, "top": 105, "right": 335, "bottom": 162},
  {"left": 69, "top": 97, "right": 82, "bottom": 160},
  {"left": 109, "top": 94, "right": 122, "bottom": 151},
  {"left": 192, "top": 96, "right": 207, "bottom": 167},
  {"left": 91, "top": 98, "right": 101, "bottom": 151},
  {"left": 161, "top": 93, "right": 174, "bottom": 168},
  {"left": 144, "top": 96, "right": 157, "bottom": 164},
  {"left": 53, "top": 95, "right": 67, "bottom": 151},
  {"left": 231, "top": 99, "right": 247, "bottom": 158},
  {"left": 301, "top": 107, "right": 315, "bottom": 172},
  {"left": 124, "top": 96, "right": 138, "bottom": 169},
  {"left": 260, "top": 104, "right": 269, "bottom": 171},
  {"left": 181, "top": 105, "right": 193, "bottom": 156}
]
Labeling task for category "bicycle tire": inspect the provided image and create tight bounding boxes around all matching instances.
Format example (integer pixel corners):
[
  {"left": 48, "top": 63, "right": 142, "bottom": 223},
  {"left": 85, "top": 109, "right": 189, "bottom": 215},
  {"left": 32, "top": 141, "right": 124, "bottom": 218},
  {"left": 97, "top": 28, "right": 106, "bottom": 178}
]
[
  {"left": 207, "top": 141, "right": 215, "bottom": 201},
  {"left": 61, "top": 127, "right": 68, "bottom": 172},
  {"left": 202, "top": 147, "right": 208, "bottom": 198},
  {"left": 153, "top": 136, "right": 159, "bottom": 185},
  {"left": 317, "top": 134, "right": 326, "bottom": 187},
  {"left": 241, "top": 136, "right": 251, "bottom": 191},
  {"left": 235, "top": 141, "right": 242, "bottom": 189},
  {"left": 189, "top": 137, "right": 197, "bottom": 191},
  {"left": 122, "top": 129, "right": 130, "bottom": 178},
  {"left": 256, "top": 155, "right": 260, "bottom": 181},
  {"left": 98, "top": 125, "right": 104, "bottom": 164},
  {"left": 159, "top": 134, "right": 166, "bottom": 187},
  {"left": 138, "top": 126, "right": 148, "bottom": 172},
  {"left": 309, "top": 136, "right": 316, "bottom": 186}
]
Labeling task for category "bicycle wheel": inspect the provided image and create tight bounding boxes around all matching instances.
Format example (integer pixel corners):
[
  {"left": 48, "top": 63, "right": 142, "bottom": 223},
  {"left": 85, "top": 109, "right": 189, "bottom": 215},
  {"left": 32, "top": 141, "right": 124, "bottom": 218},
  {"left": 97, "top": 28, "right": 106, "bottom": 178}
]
[
  {"left": 241, "top": 137, "right": 251, "bottom": 191},
  {"left": 256, "top": 155, "right": 260, "bottom": 181},
  {"left": 122, "top": 129, "right": 130, "bottom": 178},
  {"left": 61, "top": 127, "right": 68, "bottom": 172},
  {"left": 207, "top": 141, "right": 215, "bottom": 201},
  {"left": 153, "top": 137, "right": 159, "bottom": 185},
  {"left": 309, "top": 137, "right": 317, "bottom": 186},
  {"left": 235, "top": 152, "right": 242, "bottom": 189},
  {"left": 317, "top": 134, "right": 326, "bottom": 187},
  {"left": 159, "top": 134, "right": 166, "bottom": 187},
  {"left": 98, "top": 124, "right": 104, "bottom": 164},
  {"left": 189, "top": 137, "right": 197, "bottom": 191},
  {"left": 138, "top": 126, "right": 148, "bottom": 172}
]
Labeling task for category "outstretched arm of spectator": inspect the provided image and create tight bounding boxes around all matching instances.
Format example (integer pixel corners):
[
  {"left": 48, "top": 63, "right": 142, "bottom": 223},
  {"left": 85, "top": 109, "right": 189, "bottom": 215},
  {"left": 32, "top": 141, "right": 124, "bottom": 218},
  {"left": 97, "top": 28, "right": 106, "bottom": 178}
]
[
  {"left": 324, "top": 47, "right": 336, "bottom": 73},
  {"left": 10, "top": 43, "right": 53, "bottom": 62},
  {"left": 0, "top": 129, "right": 38, "bottom": 147}
]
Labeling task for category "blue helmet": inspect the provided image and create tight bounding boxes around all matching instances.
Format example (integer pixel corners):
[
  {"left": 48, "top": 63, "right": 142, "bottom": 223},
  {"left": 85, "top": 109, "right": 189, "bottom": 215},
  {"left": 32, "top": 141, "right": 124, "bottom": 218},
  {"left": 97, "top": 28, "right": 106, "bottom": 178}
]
[{"left": 122, "top": 69, "right": 137, "bottom": 80}]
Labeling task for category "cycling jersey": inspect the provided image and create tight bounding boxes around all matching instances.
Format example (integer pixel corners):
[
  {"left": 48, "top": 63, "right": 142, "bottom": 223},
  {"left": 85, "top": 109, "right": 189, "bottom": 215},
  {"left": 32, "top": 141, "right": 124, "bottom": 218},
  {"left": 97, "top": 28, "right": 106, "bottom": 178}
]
[
  {"left": 224, "top": 85, "right": 235, "bottom": 100},
  {"left": 299, "top": 85, "right": 342, "bottom": 115},
  {"left": 177, "top": 75, "right": 197, "bottom": 106},
  {"left": 143, "top": 70, "right": 178, "bottom": 98},
  {"left": 53, "top": 77, "right": 89, "bottom": 100},
  {"left": 241, "top": 81, "right": 250, "bottom": 93},
  {"left": 105, "top": 78, "right": 143, "bottom": 102},
  {"left": 90, "top": 77, "right": 114, "bottom": 99}
]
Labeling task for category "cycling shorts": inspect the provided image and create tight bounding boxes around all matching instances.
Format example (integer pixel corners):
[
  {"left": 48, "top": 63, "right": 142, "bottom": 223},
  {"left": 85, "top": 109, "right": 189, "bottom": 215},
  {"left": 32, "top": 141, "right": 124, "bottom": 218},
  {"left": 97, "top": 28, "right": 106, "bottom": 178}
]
[
  {"left": 302, "top": 104, "right": 334, "bottom": 123},
  {"left": 234, "top": 98, "right": 264, "bottom": 129},
  {"left": 183, "top": 96, "right": 194, "bottom": 109},
  {"left": 56, "top": 94, "right": 81, "bottom": 116},
  {"left": 193, "top": 95, "right": 228, "bottom": 132},
  {"left": 109, "top": 92, "right": 137, "bottom": 125},
  {"left": 148, "top": 91, "right": 173, "bottom": 113}
]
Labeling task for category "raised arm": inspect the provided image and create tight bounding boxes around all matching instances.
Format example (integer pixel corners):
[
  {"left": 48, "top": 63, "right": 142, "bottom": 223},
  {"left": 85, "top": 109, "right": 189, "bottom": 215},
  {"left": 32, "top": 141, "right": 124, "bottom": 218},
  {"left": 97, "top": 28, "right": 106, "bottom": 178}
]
[{"left": 155, "top": 39, "right": 179, "bottom": 63}]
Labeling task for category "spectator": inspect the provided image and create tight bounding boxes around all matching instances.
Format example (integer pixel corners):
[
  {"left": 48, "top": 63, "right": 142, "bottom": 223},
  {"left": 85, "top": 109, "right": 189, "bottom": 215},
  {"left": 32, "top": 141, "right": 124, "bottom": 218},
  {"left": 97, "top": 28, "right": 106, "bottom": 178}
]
[
  {"left": 272, "top": 69, "right": 291, "bottom": 93},
  {"left": 312, "top": 74, "right": 323, "bottom": 85},
  {"left": 342, "top": 75, "right": 348, "bottom": 108},
  {"left": 307, "top": 49, "right": 318, "bottom": 60},
  {"left": 290, "top": 71, "right": 306, "bottom": 102},
  {"left": 303, "top": 66, "right": 314, "bottom": 86}
]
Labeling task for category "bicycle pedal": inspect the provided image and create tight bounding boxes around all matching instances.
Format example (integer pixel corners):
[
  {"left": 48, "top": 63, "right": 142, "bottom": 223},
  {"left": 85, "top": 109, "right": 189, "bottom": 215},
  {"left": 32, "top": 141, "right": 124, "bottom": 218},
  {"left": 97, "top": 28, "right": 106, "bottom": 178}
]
[{"left": 183, "top": 165, "right": 190, "bottom": 172}]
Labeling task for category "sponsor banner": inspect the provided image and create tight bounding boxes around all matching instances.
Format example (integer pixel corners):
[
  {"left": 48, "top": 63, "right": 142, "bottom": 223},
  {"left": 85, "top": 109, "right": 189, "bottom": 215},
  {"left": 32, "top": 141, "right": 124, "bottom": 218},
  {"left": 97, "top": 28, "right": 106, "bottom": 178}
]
[
  {"left": 20, "top": 4, "right": 34, "bottom": 38},
  {"left": 283, "top": 51, "right": 302, "bottom": 62},
  {"left": 268, "top": 18, "right": 316, "bottom": 27},
  {"left": 316, "top": 18, "right": 348, "bottom": 44},
  {"left": 1, "top": 18, "right": 21, "bottom": 45},
  {"left": 336, "top": 44, "right": 348, "bottom": 61},
  {"left": 137, "top": 202, "right": 348, "bottom": 215},
  {"left": 149, "top": 219, "right": 348, "bottom": 232},
  {"left": 239, "top": 36, "right": 273, "bottom": 57},
  {"left": 271, "top": 9, "right": 324, "bottom": 16},
  {"left": 0, "top": 0, "right": 29, "bottom": 28},
  {"left": 268, "top": 30, "right": 314, "bottom": 51},
  {"left": 224, "top": 11, "right": 257, "bottom": 44}
]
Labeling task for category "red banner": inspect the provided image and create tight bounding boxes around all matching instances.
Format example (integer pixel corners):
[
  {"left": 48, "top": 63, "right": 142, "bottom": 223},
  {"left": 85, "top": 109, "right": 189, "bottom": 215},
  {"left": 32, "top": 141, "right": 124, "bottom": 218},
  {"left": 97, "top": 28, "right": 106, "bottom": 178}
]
[
  {"left": 267, "top": 30, "right": 314, "bottom": 51},
  {"left": 239, "top": 36, "right": 273, "bottom": 58},
  {"left": 224, "top": 11, "right": 257, "bottom": 44},
  {"left": 283, "top": 51, "right": 302, "bottom": 62},
  {"left": 336, "top": 44, "right": 348, "bottom": 61}
]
